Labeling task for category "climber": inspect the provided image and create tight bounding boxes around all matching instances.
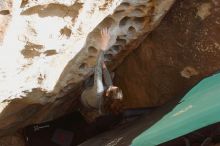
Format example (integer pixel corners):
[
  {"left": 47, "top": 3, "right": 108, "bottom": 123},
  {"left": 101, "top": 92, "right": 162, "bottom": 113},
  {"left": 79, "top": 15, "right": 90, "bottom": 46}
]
[{"left": 81, "top": 28, "right": 123, "bottom": 116}]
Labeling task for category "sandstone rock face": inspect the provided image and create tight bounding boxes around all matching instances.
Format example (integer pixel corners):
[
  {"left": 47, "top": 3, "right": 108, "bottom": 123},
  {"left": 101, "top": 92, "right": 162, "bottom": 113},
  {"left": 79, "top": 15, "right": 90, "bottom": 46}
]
[
  {"left": 115, "top": 0, "right": 220, "bottom": 109},
  {"left": 0, "top": 0, "right": 174, "bottom": 135},
  {"left": 0, "top": 0, "right": 12, "bottom": 43},
  {"left": 0, "top": 133, "right": 24, "bottom": 146}
]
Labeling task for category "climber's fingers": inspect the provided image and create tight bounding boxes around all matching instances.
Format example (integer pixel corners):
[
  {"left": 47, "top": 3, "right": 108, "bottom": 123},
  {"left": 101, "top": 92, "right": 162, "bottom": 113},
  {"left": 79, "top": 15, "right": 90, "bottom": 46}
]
[{"left": 101, "top": 28, "right": 109, "bottom": 37}]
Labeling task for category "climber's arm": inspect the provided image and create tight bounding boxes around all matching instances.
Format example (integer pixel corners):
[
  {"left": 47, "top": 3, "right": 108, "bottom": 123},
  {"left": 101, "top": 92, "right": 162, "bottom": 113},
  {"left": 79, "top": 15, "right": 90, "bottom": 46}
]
[
  {"left": 93, "top": 51, "right": 105, "bottom": 94},
  {"left": 93, "top": 27, "right": 110, "bottom": 90},
  {"left": 102, "top": 61, "right": 113, "bottom": 87},
  {"left": 94, "top": 27, "right": 110, "bottom": 91},
  {"left": 94, "top": 28, "right": 110, "bottom": 84}
]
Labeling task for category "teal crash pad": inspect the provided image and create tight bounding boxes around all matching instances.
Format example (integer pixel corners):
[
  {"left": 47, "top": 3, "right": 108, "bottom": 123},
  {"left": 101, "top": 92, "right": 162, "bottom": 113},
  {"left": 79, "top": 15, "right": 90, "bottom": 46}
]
[{"left": 132, "top": 73, "right": 220, "bottom": 146}]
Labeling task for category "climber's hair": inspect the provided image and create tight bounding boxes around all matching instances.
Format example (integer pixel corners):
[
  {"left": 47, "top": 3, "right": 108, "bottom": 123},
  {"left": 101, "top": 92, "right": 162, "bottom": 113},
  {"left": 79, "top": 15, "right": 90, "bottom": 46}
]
[
  {"left": 103, "top": 86, "right": 123, "bottom": 114},
  {"left": 105, "top": 86, "right": 123, "bottom": 100}
]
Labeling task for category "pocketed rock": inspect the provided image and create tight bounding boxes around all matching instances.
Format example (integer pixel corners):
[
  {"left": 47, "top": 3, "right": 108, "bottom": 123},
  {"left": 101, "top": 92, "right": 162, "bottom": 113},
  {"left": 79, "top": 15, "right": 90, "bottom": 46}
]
[{"left": 0, "top": 0, "right": 174, "bottom": 136}]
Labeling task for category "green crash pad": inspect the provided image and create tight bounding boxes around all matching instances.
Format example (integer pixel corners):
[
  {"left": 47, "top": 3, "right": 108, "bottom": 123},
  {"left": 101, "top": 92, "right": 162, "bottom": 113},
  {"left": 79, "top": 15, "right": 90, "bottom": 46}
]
[{"left": 132, "top": 73, "right": 220, "bottom": 146}]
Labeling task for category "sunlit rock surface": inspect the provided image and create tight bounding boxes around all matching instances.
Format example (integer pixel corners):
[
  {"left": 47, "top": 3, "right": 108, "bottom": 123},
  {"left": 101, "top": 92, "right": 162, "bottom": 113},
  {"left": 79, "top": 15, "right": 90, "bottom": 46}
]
[{"left": 0, "top": 0, "right": 174, "bottom": 135}]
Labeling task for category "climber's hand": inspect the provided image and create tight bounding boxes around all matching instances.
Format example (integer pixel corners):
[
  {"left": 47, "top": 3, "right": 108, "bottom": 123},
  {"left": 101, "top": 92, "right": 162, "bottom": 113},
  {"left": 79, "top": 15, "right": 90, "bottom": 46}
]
[{"left": 100, "top": 28, "right": 110, "bottom": 51}]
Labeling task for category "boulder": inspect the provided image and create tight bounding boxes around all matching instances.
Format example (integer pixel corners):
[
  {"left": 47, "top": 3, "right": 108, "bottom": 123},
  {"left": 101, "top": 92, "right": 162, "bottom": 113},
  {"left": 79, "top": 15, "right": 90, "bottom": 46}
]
[
  {"left": 115, "top": 0, "right": 220, "bottom": 108},
  {"left": 0, "top": 0, "right": 174, "bottom": 135}
]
